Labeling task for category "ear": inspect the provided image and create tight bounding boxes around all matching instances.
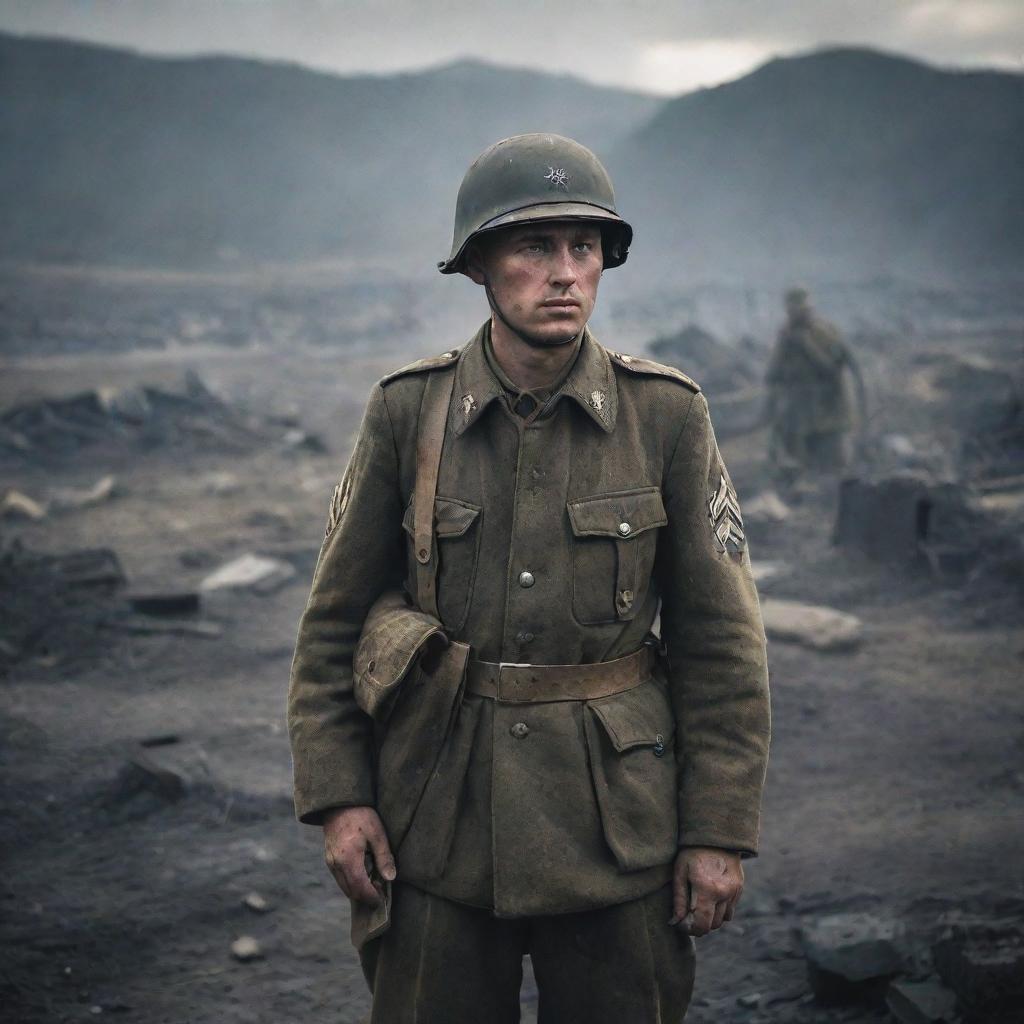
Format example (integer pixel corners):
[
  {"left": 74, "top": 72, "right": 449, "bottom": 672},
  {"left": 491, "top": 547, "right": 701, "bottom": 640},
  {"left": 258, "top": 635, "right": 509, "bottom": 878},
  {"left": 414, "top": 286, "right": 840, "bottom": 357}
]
[{"left": 460, "top": 243, "right": 488, "bottom": 286}]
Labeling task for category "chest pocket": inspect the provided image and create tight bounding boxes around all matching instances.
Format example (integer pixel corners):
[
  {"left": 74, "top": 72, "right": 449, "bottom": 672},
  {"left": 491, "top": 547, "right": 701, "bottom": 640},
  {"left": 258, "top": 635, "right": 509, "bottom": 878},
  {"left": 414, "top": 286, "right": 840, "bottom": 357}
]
[
  {"left": 567, "top": 487, "right": 667, "bottom": 625},
  {"left": 403, "top": 496, "right": 482, "bottom": 632}
]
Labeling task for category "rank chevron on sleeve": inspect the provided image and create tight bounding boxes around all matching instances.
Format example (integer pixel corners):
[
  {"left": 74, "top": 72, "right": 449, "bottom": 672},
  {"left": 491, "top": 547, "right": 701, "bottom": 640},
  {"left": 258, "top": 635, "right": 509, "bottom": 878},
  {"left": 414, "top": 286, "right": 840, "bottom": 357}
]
[{"left": 709, "top": 473, "right": 746, "bottom": 552}]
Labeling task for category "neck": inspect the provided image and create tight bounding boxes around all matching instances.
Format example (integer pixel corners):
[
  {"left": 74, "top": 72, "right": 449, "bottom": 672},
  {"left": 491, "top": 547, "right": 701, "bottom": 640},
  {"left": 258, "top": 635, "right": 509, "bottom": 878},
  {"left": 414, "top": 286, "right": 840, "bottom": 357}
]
[{"left": 488, "top": 315, "right": 581, "bottom": 391}]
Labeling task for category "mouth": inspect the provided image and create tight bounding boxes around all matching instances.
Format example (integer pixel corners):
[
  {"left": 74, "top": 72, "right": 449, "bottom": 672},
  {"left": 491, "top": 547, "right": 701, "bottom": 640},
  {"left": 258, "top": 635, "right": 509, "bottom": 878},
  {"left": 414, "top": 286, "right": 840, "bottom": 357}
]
[{"left": 540, "top": 299, "right": 581, "bottom": 312}]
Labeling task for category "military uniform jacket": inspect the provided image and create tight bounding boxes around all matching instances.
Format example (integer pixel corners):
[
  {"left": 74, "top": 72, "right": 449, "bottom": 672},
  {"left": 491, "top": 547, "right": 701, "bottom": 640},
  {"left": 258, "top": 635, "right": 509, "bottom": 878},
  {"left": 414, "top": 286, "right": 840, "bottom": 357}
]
[{"left": 288, "top": 322, "right": 771, "bottom": 917}]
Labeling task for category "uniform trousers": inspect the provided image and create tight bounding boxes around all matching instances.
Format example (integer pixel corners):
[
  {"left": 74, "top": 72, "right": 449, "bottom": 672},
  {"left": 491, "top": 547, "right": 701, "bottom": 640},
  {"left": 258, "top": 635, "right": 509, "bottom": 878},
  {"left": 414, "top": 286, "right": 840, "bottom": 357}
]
[{"left": 360, "top": 882, "right": 696, "bottom": 1023}]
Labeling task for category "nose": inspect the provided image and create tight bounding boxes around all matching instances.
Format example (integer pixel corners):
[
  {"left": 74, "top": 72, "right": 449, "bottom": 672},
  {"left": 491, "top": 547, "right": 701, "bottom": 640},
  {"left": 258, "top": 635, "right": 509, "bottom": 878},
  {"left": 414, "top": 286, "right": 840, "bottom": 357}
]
[{"left": 549, "top": 243, "right": 578, "bottom": 288}]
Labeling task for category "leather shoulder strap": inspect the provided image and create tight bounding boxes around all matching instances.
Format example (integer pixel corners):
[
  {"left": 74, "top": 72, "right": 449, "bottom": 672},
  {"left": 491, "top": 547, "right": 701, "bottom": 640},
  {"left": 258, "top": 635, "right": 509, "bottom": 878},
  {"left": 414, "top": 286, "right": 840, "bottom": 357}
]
[{"left": 413, "top": 366, "right": 457, "bottom": 619}]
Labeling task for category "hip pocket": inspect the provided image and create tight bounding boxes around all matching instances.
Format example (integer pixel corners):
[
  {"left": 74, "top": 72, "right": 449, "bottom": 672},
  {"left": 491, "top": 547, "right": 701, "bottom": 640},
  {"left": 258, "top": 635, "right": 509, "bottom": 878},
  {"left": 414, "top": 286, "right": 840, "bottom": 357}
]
[{"left": 584, "top": 676, "right": 678, "bottom": 872}]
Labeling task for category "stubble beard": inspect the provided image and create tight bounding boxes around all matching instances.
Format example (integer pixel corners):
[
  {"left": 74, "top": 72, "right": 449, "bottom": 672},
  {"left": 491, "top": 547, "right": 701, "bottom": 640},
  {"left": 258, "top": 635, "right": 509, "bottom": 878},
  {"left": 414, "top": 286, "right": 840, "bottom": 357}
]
[{"left": 486, "top": 282, "right": 583, "bottom": 349}]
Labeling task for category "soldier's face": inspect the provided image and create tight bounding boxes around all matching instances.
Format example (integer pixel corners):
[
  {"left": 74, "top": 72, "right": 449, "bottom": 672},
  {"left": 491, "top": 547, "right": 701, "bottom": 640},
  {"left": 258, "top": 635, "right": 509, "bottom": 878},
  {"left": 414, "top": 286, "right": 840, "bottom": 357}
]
[{"left": 465, "top": 222, "right": 603, "bottom": 347}]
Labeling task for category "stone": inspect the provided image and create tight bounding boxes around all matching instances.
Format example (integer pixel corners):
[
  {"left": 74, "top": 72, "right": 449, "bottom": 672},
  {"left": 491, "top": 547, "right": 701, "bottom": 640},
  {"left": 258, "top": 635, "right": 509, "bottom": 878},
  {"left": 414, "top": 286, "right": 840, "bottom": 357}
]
[
  {"left": 199, "top": 553, "right": 295, "bottom": 594},
  {"left": 200, "top": 471, "right": 241, "bottom": 496},
  {"left": 799, "top": 913, "right": 907, "bottom": 1005},
  {"left": 104, "top": 752, "right": 186, "bottom": 811},
  {"left": 230, "top": 936, "right": 263, "bottom": 962},
  {"left": 243, "top": 892, "right": 271, "bottom": 914},
  {"left": 128, "top": 592, "right": 201, "bottom": 616},
  {"left": 50, "top": 475, "right": 117, "bottom": 511},
  {"left": 737, "top": 992, "right": 761, "bottom": 1008},
  {"left": 834, "top": 473, "right": 991, "bottom": 581},
  {"left": 933, "top": 917, "right": 1024, "bottom": 1020},
  {"left": 744, "top": 491, "right": 792, "bottom": 523},
  {"left": 1, "top": 489, "right": 47, "bottom": 520},
  {"left": 760, "top": 599, "right": 863, "bottom": 652},
  {"left": 886, "top": 978, "right": 959, "bottom": 1023},
  {"left": 281, "top": 428, "right": 327, "bottom": 453},
  {"left": 105, "top": 616, "right": 222, "bottom": 638}
]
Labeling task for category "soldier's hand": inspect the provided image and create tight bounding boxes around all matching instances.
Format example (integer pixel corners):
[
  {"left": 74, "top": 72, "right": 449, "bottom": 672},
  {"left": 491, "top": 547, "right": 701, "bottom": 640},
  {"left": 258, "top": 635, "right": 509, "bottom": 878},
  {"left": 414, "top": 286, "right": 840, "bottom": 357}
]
[
  {"left": 671, "top": 846, "right": 743, "bottom": 937},
  {"left": 322, "top": 806, "right": 396, "bottom": 905}
]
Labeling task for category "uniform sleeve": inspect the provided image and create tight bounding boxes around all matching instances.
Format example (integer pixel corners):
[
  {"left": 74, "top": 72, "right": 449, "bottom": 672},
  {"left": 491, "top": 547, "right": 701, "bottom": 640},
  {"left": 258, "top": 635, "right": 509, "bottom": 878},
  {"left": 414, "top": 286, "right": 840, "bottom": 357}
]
[
  {"left": 287, "top": 383, "right": 405, "bottom": 824},
  {"left": 657, "top": 392, "right": 771, "bottom": 855}
]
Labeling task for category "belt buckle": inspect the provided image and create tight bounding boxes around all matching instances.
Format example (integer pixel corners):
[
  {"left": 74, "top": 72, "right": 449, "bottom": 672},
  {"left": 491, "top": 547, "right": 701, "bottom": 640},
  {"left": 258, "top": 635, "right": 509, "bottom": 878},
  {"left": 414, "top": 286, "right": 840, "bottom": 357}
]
[{"left": 495, "top": 661, "right": 531, "bottom": 702}]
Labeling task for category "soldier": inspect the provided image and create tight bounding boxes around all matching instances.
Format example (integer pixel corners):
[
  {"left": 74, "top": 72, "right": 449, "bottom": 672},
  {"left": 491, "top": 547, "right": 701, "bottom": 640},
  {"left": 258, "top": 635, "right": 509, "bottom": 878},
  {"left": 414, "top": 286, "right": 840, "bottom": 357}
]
[
  {"left": 288, "top": 134, "right": 770, "bottom": 1022},
  {"left": 766, "top": 287, "right": 858, "bottom": 481}
]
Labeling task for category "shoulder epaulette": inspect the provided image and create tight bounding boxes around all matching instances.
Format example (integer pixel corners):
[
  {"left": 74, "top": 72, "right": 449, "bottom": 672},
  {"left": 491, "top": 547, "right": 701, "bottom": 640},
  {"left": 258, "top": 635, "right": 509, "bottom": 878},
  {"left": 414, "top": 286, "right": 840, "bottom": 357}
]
[
  {"left": 379, "top": 347, "right": 460, "bottom": 386},
  {"left": 608, "top": 350, "right": 701, "bottom": 393}
]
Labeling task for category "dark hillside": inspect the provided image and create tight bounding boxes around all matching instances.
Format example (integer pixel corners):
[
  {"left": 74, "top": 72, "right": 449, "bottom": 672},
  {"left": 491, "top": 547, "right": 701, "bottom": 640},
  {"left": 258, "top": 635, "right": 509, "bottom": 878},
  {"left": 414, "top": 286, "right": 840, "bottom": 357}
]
[{"left": 611, "top": 48, "right": 1024, "bottom": 283}]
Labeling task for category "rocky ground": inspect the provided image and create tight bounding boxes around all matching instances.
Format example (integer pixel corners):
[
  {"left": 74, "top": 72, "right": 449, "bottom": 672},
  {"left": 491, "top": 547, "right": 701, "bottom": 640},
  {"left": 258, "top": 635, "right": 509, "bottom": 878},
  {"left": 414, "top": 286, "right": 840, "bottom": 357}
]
[{"left": 1, "top": 267, "right": 1022, "bottom": 1023}]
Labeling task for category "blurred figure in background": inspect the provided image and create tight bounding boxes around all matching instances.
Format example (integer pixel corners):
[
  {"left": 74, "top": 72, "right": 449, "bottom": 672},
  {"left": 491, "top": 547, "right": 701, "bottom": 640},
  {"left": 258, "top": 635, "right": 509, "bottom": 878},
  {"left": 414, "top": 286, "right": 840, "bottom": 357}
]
[{"left": 766, "top": 287, "right": 859, "bottom": 486}]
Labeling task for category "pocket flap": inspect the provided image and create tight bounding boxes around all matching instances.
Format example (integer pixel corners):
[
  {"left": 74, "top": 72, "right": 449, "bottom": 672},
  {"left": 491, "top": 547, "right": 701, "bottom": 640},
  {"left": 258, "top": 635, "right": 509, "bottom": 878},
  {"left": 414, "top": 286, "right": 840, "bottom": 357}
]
[
  {"left": 402, "top": 496, "right": 481, "bottom": 539},
  {"left": 567, "top": 487, "right": 667, "bottom": 540},
  {"left": 587, "top": 677, "right": 675, "bottom": 752}
]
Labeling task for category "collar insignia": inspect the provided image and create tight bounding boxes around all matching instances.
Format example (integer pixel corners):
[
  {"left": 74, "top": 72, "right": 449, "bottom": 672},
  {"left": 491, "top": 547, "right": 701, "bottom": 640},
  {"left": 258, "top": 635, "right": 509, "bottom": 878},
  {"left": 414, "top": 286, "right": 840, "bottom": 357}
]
[
  {"left": 589, "top": 389, "right": 606, "bottom": 412},
  {"left": 461, "top": 393, "right": 477, "bottom": 419}
]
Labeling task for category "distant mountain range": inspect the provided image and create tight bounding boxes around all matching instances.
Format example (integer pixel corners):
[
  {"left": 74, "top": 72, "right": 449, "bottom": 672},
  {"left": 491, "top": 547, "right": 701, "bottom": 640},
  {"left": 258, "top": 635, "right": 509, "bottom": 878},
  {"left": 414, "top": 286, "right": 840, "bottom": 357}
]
[
  {"left": 611, "top": 47, "right": 1024, "bottom": 284},
  {"left": 1, "top": 33, "right": 1021, "bottom": 283}
]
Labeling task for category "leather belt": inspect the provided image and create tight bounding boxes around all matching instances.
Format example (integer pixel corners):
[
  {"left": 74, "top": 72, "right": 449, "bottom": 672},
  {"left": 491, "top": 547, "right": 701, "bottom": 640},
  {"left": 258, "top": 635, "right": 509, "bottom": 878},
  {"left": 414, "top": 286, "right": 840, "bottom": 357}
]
[{"left": 465, "top": 646, "right": 655, "bottom": 704}]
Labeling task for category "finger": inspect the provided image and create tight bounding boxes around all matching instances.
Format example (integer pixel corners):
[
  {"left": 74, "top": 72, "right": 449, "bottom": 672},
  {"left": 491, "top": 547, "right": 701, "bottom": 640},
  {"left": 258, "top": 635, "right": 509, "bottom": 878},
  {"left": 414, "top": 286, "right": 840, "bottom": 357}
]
[
  {"left": 327, "top": 860, "right": 352, "bottom": 898},
  {"left": 723, "top": 900, "right": 736, "bottom": 922},
  {"left": 669, "top": 868, "right": 691, "bottom": 926},
  {"left": 710, "top": 899, "right": 728, "bottom": 932},
  {"left": 689, "top": 894, "right": 715, "bottom": 937},
  {"left": 342, "top": 852, "right": 381, "bottom": 905},
  {"left": 366, "top": 823, "right": 397, "bottom": 882}
]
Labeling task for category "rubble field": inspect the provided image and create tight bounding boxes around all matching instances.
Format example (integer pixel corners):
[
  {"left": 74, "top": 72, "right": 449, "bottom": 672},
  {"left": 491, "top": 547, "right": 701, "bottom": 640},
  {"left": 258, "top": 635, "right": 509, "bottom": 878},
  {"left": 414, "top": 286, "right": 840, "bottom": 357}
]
[{"left": 1, "top": 268, "right": 1022, "bottom": 1024}]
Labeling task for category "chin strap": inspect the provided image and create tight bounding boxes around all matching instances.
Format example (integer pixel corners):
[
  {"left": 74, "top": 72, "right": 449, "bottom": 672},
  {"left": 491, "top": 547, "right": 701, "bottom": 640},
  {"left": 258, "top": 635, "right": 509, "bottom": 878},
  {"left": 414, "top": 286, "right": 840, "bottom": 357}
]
[
  {"left": 483, "top": 277, "right": 579, "bottom": 350},
  {"left": 484, "top": 277, "right": 530, "bottom": 346}
]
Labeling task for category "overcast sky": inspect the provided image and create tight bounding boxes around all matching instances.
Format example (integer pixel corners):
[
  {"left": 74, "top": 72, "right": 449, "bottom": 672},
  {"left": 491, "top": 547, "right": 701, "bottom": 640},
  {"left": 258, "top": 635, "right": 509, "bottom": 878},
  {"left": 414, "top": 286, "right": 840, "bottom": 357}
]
[{"left": 2, "top": 0, "right": 1022, "bottom": 95}]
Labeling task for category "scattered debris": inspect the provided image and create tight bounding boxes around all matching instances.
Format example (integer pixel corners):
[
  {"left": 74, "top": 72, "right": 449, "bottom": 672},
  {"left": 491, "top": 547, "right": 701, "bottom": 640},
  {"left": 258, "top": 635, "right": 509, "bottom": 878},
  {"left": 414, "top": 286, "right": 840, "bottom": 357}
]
[
  {"left": 200, "top": 471, "right": 241, "bottom": 496},
  {"left": 749, "top": 560, "right": 788, "bottom": 586},
  {"left": 886, "top": 977, "right": 959, "bottom": 1024},
  {"left": 103, "top": 752, "right": 186, "bottom": 816},
  {"left": 648, "top": 322, "right": 759, "bottom": 397},
  {"left": 0, "top": 544, "right": 126, "bottom": 673},
  {"left": 104, "top": 616, "right": 223, "bottom": 639},
  {"left": 199, "top": 553, "right": 295, "bottom": 594},
  {"left": 799, "top": 913, "right": 908, "bottom": 1005},
  {"left": 281, "top": 428, "right": 327, "bottom": 454},
  {"left": 0, "top": 372, "right": 265, "bottom": 462},
  {"left": 242, "top": 892, "right": 271, "bottom": 914},
  {"left": 760, "top": 598, "right": 863, "bottom": 651},
  {"left": 743, "top": 490, "right": 791, "bottom": 524},
  {"left": 933, "top": 916, "right": 1024, "bottom": 1021},
  {"left": 230, "top": 936, "right": 263, "bottom": 963},
  {"left": 138, "top": 734, "right": 181, "bottom": 749},
  {"left": 836, "top": 472, "right": 1024, "bottom": 587},
  {"left": 128, "top": 592, "right": 201, "bottom": 617},
  {"left": 1, "top": 489, "right": 47, "bottom": 520},
  {"left": 50, "top": 475, "right": 118, "bottom": 511},
  {"left": 736, "top": 992, "right": 761, "bottom": 1009}
]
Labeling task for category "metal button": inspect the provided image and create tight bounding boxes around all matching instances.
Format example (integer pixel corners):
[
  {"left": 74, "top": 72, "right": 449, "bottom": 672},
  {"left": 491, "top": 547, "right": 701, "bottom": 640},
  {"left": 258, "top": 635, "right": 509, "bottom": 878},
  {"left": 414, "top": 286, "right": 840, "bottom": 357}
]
[
  {"left": 516, "top": 631, "right": 535, "bottom": 644},
  {"left": 510, "top": 722, "right": 530, "bottom": 739},
  {"left": 617, "top": 522, "right": 632, "bottom": 536},
  {"left": 653, "top": 733, "right": 666, "bottom": 757},
  {"left": 518, "top": 571, "right": 535, "bottom": 588}
]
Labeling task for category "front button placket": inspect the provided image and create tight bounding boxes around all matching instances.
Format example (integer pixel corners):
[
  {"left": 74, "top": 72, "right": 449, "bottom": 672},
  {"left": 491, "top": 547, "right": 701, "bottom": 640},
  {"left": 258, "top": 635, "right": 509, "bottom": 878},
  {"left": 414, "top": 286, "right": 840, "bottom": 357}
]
[{"left": 493, "top": 409, "right": 574, "bottom": 913}]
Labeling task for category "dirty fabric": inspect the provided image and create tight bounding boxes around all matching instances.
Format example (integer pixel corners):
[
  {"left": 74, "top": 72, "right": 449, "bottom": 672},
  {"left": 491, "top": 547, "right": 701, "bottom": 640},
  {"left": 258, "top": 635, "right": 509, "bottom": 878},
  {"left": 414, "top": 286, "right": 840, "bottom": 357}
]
[
  {"left": 360, "top": 882, "right": 696, "bottom": 1024},
  {"left": 288, "top": 322, "right": 771, "bottom": 916}
]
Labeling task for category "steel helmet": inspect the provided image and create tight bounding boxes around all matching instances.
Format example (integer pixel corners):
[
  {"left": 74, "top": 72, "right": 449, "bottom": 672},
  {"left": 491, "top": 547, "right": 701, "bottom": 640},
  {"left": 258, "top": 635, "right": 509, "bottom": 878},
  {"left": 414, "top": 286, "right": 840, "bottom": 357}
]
[{"left": 438, "top": 133, "right": 632, "bottom": 274}]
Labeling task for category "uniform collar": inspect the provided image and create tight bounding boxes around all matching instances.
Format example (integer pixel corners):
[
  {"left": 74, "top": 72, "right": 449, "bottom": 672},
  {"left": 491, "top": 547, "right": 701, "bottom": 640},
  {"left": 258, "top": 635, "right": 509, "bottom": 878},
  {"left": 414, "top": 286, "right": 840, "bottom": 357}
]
[{"left": 453, "top": 321, "right": 617, "bottom": 436}]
